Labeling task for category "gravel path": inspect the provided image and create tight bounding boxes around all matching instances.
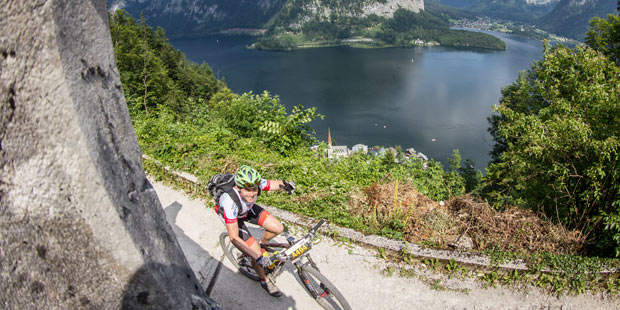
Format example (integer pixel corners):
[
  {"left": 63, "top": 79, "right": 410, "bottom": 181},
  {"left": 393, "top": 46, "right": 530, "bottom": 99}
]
[{"left": 152, "top": 179, "right": 618, "bottom": 310}]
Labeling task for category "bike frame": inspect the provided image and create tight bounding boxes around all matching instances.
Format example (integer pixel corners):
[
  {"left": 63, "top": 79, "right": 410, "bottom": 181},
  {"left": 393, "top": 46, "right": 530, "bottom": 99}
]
[
  {"left": 220, "top": 218, "right": 351, "bottom": 310},
  {"left": 261, "top": 219, "right": 327, "bottom": 297}
]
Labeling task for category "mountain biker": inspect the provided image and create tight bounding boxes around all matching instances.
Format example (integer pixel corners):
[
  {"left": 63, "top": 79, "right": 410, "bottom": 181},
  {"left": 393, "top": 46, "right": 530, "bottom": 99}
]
[{"left": 215, "top": 165, "right": 295, "bottom": 297}]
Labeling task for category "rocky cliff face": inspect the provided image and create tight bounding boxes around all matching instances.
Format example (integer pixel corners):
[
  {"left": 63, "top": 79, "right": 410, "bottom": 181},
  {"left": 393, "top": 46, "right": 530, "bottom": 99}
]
[
  {"left": 361, "top": 0, "right": 424, "bottom": 16},
  {"left": 0, "top": 0, "right": 217, "bottom": 309},
  {"left": 292, "top": 0, "right": 423, "bottom": 20},
  {"left": 109, "top": 0, "right": 288, "bottom": 36},
  {"left": 272, "top": 0, "right": 424, "bottom": 30}
]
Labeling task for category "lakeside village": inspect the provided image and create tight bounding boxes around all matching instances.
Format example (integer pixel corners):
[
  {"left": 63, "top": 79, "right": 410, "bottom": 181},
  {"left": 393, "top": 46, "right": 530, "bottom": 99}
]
[
  {"left": 312, "top": 129, "right": 430, "bottom": 168},
  {"left": 452, "top": 17, "right": 576, "bottom": 43}
]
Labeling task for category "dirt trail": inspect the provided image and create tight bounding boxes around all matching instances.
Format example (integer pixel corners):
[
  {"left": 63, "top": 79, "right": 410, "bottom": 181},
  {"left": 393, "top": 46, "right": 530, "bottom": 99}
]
[{"left": 152, "top": 179, "right": 618, "bottom": 310}]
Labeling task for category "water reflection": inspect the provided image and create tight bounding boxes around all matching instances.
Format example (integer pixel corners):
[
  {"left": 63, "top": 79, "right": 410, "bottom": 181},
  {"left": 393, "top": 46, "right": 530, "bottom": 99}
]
[{"left": 172, "top": 33, "right": 543, "bottom": 169}]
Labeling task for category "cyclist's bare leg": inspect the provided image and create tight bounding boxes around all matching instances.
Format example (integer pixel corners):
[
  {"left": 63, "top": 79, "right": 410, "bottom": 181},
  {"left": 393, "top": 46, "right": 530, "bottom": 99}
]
[
  {"left": 260, "top": 215, "right": 283, "bottom": 243},
  {"left": 245, "top": 238, "right": 268, "bottom": 280}
]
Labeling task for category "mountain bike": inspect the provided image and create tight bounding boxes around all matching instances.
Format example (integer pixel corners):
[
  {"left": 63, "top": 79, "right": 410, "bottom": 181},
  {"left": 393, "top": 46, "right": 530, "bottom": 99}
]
[{"left": 219, "top": 219, "right": 351, "bottom": 310}]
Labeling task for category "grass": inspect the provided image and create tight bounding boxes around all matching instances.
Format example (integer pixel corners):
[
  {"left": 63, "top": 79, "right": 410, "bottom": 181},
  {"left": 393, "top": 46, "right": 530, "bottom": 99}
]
[{"left": 142, "top": 154, "right": 620, "bottom": 297}]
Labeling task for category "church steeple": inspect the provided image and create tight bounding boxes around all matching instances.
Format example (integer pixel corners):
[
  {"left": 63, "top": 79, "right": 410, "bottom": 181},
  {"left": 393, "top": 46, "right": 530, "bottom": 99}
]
[{"left": 328, "top": 128, "right": 332, "bottom": 147}]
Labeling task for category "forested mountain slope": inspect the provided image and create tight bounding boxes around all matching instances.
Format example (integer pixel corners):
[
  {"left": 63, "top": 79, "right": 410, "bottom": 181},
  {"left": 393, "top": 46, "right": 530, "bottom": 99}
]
[
  {"left": 108, "top": 0, "right": 287, "bottom": 36},
  {"left": 439, "top": 0, "right": 616, "bottom": 40},
  {"left": 464, "top": 0, "right": 559, "bottom": 23},
  {"left": 256, "top": 0, "right": 505, "bottom": 49},
  {"left": 537, "top": 0, "right": 618, "bottom": 39}
]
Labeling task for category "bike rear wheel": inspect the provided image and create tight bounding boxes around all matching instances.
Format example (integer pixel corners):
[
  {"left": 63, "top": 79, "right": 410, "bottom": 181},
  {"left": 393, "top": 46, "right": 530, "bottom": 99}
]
[
  {"left": 300, "top": 265, "right": 351, "bottom": 310},
  {"left": 219, "top": 232, "right": 261, "bottom": 281}
]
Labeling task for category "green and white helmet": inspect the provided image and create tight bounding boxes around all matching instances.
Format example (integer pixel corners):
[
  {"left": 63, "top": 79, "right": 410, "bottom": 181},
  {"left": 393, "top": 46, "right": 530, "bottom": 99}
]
[{"left": 234, "top": 165, "right": 261, "bottom": 189}]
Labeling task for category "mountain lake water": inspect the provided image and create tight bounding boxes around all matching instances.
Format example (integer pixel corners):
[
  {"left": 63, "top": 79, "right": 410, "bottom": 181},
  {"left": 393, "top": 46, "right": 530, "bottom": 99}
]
[{"left": 171, "top": 32, "right": 544, "bottom": 170}]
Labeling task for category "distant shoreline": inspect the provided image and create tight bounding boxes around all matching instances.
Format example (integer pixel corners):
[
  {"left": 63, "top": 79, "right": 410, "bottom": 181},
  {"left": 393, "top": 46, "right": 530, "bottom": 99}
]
[
  {"left": 249, "top": 38, "right": 442, "bottom": 51},
  {"left": 167, "top": 29, "right": 266, "bottom": 40},
  {"left": 218, "top": 28, "right": 266, "bottom": 36}
]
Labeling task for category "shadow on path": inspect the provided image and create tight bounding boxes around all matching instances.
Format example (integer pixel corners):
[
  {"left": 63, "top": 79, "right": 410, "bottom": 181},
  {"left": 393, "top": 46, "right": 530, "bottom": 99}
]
[{"left": 162, "top": 201, "right": 300, "bottom": 310}]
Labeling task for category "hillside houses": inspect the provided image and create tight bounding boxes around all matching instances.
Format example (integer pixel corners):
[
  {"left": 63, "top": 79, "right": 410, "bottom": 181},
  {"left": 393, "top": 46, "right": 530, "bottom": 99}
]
[
  {"left": 351, "top": 144, "right": 368, "bottom": 154},
  {"left": 329, "top": 145, "right": 349, "bottom": 158},
  {"left": 322, "top": 129, "right": 429, "bottom": 164}
]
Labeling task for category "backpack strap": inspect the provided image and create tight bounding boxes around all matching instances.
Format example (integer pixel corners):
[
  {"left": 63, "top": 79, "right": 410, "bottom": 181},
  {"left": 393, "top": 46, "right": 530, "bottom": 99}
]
[
  {"left": 216, "top": 189, "right": 243, "bottom": 217},
  {"left": 215, "top": 183, "right": 260, "bottom": 220},
  {"left": 226, "top": 188, "right": 244, "bottom": 213}
]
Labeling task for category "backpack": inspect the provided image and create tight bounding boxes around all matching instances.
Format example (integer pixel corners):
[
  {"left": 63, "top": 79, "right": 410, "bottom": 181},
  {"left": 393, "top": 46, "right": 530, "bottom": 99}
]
[
  {"left": 206, "top": 173, "right": 261, "bottom": 210},
  {"left": 207, "top": 173, "right": 240, "bottom": 207}
]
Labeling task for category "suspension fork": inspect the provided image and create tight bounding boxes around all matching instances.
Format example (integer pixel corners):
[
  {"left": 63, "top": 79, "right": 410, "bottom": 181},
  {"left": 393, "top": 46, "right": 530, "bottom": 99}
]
[
  {"left": 304, "top": 254, "right": 320, "bottom": 271},
  {"left": 295, "top": 254, "right": 320, "bottom": 274},
  {"left": 295, "top": 255, "right": 325, "bottom": 298}
]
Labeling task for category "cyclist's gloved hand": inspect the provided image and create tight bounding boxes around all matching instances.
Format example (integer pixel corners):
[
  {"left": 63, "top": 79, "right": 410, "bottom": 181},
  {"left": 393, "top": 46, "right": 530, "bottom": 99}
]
[
  {"left": 279, "top": 180, "right": 296, "bottom": 195},
  {"left": 255, "top": 255, "right": 272, "bottom": 269}
]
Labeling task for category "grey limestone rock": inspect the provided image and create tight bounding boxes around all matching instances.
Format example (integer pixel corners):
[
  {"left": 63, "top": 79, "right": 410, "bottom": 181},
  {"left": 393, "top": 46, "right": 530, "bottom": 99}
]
[{"left": 0, "top": 0, "right": 218, "bottom": 309}]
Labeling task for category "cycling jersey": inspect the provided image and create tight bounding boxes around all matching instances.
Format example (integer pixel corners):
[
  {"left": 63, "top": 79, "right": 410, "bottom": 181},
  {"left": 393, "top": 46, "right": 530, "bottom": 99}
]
[{"left": 216, "top": 179, "right": 271, "bottom": 224}]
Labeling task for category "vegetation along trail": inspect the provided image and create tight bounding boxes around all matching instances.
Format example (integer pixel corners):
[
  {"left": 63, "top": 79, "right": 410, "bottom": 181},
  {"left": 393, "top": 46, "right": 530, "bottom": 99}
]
[
  {"left": 152, "top": 179, "right": 618, "bottom": 309},
  {"left": 111, "top": 6, "right": 620, "bottom": 307}
]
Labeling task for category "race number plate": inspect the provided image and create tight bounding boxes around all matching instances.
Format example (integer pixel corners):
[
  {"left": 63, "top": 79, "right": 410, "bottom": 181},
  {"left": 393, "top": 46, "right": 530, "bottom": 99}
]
[{"left": 285, "top": 239, "right": 310, "bottom": 260}]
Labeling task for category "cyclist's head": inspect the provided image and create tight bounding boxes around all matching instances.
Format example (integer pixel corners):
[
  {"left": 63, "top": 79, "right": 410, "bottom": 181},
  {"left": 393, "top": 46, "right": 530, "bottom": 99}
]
[{"left": 235, "top": 165, "right": 261, "bottom": 189}]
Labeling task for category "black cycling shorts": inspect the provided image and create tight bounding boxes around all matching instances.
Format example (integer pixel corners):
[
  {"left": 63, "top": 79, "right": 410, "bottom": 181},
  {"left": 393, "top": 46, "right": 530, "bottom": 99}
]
[{"left": 221, "top": 204, "right": 271, "bottom": 246}]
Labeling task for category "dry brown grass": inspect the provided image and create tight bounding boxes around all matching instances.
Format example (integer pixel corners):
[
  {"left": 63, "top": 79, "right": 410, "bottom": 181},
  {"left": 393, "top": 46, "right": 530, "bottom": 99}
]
[
  {"left": 447, "top": 196, "right": 585, "bottom": 255},
  {"left": 349, "top": 181, "right": 586, "bottom": 255}
]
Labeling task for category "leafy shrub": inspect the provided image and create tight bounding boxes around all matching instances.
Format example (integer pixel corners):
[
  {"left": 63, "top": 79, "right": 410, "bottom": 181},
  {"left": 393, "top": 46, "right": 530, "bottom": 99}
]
[
  {"left": 209, "top": 89, "right": 323, "bottom": 155},
  {"left": 485, "top": 43, "right": 620, "bottom": 256}
]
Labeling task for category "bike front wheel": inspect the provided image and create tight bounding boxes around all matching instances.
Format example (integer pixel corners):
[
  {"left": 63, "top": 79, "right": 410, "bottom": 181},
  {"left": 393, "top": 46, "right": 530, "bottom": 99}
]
[
  {"left": 300, "top": 265, "right": 351, "bottom": 310},
  {"left": 219, "top": 232, "right": 261, "bottom": 281}
]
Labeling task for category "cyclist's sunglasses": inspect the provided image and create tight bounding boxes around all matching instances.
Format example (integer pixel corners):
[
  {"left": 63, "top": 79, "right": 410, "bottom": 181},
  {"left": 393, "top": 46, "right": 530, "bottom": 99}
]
[{"left": 238, "top": 180, "right": 260, "bottom": 190}]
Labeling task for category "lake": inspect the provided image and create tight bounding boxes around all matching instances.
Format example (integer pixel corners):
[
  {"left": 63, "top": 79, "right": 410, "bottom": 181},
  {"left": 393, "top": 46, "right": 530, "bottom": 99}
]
[{"left": 171, "top": 32, "right": 544, "bottom": 170}]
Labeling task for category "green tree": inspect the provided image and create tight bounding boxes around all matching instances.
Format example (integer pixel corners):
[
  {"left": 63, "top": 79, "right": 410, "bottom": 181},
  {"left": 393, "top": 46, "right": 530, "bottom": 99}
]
[
  {"left": 139, "top": 43, "right": 168, "bottom": 115},
  {"left": 381, "top": 149, "right": 397, "bottom": 172},
  {"left": 458, "top": 158, "right": 483, "bottom": 193},
  {"left": 445, "top": 150, "right": 466, "bottom": 198},
  {"left": 485, "top": 43, "right": 620, "bottom": 255},
  {"left": 585, "top": 13, "right": 620, "bottom": 65},
  {"left": 109, "top": 9, "right": 220, "bottom": 117},
  {"left": 209, "top": 90, "right": 323, "bottom": 155}
]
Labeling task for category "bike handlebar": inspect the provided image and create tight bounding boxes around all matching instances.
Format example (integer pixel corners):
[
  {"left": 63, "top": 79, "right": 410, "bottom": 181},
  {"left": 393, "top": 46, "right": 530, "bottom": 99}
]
[
  {"left": 273, "top": 219, "right": 327, "bottom": 263},
  {"left": 308, "top": 219, "right": 326, "bottom": 236}
]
